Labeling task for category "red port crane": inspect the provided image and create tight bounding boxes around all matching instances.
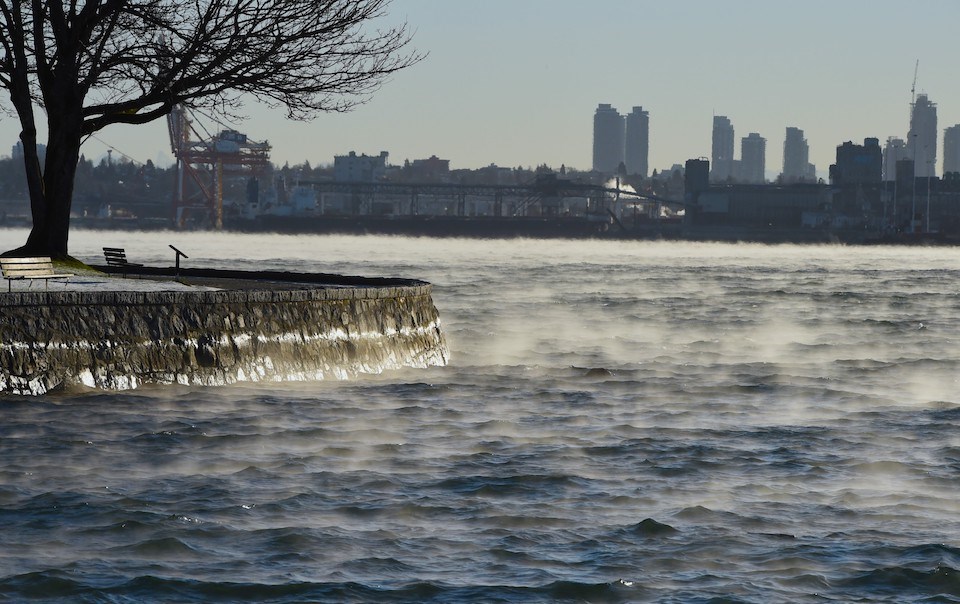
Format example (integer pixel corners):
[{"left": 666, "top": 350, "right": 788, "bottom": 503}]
[{"left": 166, "top": 105, "right": 272, "bottom": 229}]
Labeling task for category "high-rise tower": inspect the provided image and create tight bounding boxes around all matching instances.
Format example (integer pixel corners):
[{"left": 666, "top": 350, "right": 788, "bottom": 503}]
[
  {"left": 624, "top": 106, "right": 650, "bottom": 177},
  {"left": 908, "top": 93, "right": 938, "bottom": 178},
  {"left": 740, "top": 133, "right": 766, "bottom": 184},
  {"left": 781, "top": 127, "right": 814, "bottom": 183},
  {"left": 943, "top": 124, "right": 960, "bottom": 175},
  {"left": 882, "top": 137, "right": 907, "bottom": 181},
  {"left": 711, "top": 116, "right": 735, "bottom": 182},
  {"left": 592, "top": 104, "right": 624, "bottom": 173}
]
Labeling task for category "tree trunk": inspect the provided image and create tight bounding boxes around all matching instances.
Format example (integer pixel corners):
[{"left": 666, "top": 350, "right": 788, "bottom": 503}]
[
  {"left": 3, "top": 77, "right": 50, "bottom": 258},
  {"left": 19, "top": 128, "right": 48, "bottom": 255},
  {"left": 19, "top": 115, "right": 83, "bottom": 259}
]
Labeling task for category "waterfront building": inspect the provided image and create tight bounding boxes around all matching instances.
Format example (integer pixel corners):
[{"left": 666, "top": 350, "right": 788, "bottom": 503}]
[
  {"left": 684, "top": 158, "right": 709, "bottom": 203},
  {"left": 944, "top": 124, "right": 960, "bottom": 175},
  {"left": 739, "top": 133, "right": 766, "bottom": 184},
  {"left": 831, "top": 138, "right": 882, "bottom": 185},
  {"left": 711, "top": 116, "right": 735, "bottom": 182},
  {"left": 592, "top": 104, "right": 624, "bottom": 174},
  {"left": 781, "top": 127, "right": 815, "bottom": 183},
  {"left": 882, "top": 137, "right": 907, "bottom": 181},
  {"left": 334, "top": 151, "right": 389, "bottom": 182},
  {"left": 406, "top": 155, "right": 451, "bottom": 182},
  {"left": 908, "top": 93, "right": 938, "bottom": 178},
  {"left": 691, "top": 183, "right": 830, "bottom": 230},
  {"left": 624, "top": 106, "right": 650, "bottom": 177},
  {"left": 829, "top": 138, "right": 884, "bottom": 227}
]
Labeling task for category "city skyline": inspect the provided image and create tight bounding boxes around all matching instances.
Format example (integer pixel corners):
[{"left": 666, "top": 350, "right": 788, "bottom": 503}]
[
  {"left": 592, "top": 104, "right": 650, "bottom": 176},
  {"left": 1, "top": 0, "right": 959, "bottom": 177}
]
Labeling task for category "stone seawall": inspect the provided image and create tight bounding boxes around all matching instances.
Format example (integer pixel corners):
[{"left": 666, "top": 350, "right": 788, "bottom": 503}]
[{"left": 0, "top": 271, "right": 448, "bottom": 395}]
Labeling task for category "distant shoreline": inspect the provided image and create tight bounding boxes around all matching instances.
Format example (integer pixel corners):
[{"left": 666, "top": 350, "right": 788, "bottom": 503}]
[{"left": 2, "top": 216, "right": 955, "bottom": 246}]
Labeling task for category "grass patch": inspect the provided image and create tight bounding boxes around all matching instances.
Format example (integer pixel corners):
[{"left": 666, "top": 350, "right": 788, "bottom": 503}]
[{"left": 54, "top": 256, "right": 105, "bottom": 275}]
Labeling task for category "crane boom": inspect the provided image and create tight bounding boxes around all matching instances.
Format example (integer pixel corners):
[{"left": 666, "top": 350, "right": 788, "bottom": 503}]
[{"left": 911, "top": 59, "right": 918, "bottom": 106}]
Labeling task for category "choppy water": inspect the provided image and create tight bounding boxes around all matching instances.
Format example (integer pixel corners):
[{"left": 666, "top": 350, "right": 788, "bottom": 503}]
[{"left": 2, "top": 229, "right": 960, "bottom": 603}]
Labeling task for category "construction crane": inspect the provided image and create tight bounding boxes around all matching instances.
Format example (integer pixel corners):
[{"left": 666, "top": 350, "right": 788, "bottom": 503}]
[
  {"left": 166, "top": 105, "right": 272, "bottom": 229},
  {"left": 911, "top": 59, "right": 919, "bottom": 107}
]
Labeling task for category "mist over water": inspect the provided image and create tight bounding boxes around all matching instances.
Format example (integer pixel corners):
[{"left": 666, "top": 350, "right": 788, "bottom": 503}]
[{"left": 2, "top": 229, "right": 960, "bottom": 602}]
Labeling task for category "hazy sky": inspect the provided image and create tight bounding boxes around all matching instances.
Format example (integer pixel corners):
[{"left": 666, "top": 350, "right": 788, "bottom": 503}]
[{"left": 2, "top": 0, "right": 959, "bottom": 178}]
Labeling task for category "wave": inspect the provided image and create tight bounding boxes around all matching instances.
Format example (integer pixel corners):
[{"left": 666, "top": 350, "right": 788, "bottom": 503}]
[
  {"left": 0, "top": 573, "right": 645, "bottom": 603},
  {"left": 837, "top": 564, "right": 960, "bottom": 598},
  {"left": 623, "top": 518, "right": 679, "bottom": 537},
  {"left": 431, "top": 473, "right": 583, "bottom": 497},
  {"left": 109, "top": 536, "right": 206, "bottom": 559}
]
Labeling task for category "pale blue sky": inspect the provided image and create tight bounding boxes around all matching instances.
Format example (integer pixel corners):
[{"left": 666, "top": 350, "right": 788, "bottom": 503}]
[{"left": 2, "top": 0, "right": 959, "bottom": 177}]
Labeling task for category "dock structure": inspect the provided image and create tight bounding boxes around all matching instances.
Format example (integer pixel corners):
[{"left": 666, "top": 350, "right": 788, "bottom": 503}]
[{"left": 294, "top": 176, "right": 683, "bottom": 218}]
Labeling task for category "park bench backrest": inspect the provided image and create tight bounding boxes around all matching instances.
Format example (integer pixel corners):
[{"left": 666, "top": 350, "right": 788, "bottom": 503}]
[
  {"left": 103, "top": 247, "right": 130, "bottom": 266},
  {"left": 1, "top": 257, "right": 57, "bottom": 278},
  {"left": 1, "top": 256, "right": 73, "bottom": 291}
]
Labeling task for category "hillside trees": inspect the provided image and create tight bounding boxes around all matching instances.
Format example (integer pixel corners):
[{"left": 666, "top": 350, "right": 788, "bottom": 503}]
[{"left": 0, "top": 0, "right": 419, "bottom": 257}]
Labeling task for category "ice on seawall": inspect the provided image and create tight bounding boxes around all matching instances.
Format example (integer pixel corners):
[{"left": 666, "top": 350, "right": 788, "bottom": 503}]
[{"left": 0, "top": 282, "right": 448, "bottom": 395}]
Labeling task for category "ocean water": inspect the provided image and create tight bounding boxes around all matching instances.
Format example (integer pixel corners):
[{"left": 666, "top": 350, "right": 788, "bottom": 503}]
[{"left": 2, "top": 229, "right": 960, "bottom": 603}]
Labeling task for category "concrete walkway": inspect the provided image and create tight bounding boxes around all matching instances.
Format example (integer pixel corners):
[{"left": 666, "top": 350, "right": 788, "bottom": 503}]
[{"left": 3, "top": 273, "right": 220, "bottom": 293}]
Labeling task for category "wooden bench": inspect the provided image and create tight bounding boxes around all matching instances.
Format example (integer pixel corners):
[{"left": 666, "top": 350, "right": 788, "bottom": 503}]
[
  {"left": 103, "top": 247, "right": 143, "bottom": 276},
  {"left": 1, "top": 257, "right": 74, "bottom": 292}
]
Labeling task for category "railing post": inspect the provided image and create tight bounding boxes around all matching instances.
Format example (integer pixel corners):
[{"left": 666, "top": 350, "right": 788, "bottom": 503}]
[{"left": 169, "top": 245, "right": 188, "bottom": 279}]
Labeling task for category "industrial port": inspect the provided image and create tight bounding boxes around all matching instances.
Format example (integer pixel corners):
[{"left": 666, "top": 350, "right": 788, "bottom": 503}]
[{"left": 2, "top": 103, "right": 959, "bottom": 245}]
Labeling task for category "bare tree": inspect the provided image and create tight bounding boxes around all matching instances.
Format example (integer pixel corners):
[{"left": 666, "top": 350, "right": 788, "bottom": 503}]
[{"left": 0, "top": 0, "right": 419, "bottom": 257}]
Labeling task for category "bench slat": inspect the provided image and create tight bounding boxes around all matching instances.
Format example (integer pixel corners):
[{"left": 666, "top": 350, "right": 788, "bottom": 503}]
[
  {"left": 7, "top": 268, "right": 57, "bottom": 276},
  {"left": 102, "top": 247, "right": 143, "bottom": 269},
  {"left": 2, "top": 257, "right": 54, "bottom": 265},
  {"left": 1, "top": 257, "right": 73, "bottom": 291}
]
